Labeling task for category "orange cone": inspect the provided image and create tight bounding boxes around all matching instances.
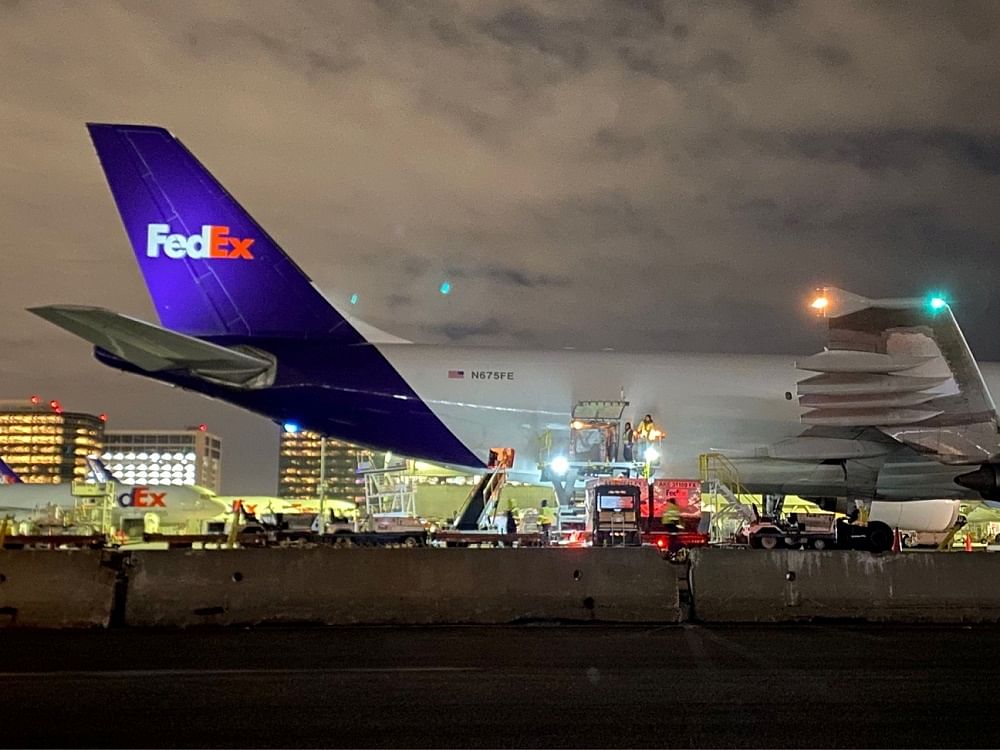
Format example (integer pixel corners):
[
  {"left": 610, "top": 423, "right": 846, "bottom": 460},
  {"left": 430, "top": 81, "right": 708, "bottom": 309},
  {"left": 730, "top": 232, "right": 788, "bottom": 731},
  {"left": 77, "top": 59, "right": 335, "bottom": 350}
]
[
  {"left": 892, "top": 527, "right": 901, "bottom": 553},
  {"left": 965, "top": 533, "right": 973, "bottom": 552}
]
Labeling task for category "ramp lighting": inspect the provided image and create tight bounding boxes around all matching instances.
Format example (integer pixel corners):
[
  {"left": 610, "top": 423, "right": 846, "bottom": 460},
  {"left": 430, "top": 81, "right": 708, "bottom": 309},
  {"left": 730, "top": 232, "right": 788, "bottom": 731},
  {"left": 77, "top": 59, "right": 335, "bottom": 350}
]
[
  {"left": 643, "top": 446, "right": 660, "bottom": 463},
  {"left": 550, "top": 455, "right": 570, "bottom": 476},
  {"left": 810, "top": 295, "right": 829, "bottom": 311},
  {"left": 283, "top": 422, "right": 300, "bottom": 433},
  {"left": 439, "top": 281, "right": 452, "bottom": 295}
]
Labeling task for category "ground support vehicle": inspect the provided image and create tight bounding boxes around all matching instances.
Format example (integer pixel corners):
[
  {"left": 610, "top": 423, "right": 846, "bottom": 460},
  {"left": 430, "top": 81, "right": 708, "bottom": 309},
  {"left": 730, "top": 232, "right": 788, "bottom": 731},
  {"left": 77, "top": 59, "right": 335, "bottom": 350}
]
[
  {"left": 584, "top": 477, "right": 709, "bottom": 555},
  {"left": 589, "top": 483, "right": 643, "bottom": 547},
  {"left": 744, "top": 509, "right": 894, "bottom": 552}
]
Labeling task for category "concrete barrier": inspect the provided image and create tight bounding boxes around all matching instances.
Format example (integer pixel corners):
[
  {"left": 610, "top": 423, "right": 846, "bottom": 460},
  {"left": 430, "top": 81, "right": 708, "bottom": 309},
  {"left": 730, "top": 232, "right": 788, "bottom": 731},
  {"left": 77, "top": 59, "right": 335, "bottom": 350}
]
[
  {"left": 125, "top": 548, "right": 682, "bottom": 626},
  {"left": 0, "top": 551, "right": 118, "bottom": 628},
  {"left": 690, "top": 548, "right": 1000, "bottom": 623}
]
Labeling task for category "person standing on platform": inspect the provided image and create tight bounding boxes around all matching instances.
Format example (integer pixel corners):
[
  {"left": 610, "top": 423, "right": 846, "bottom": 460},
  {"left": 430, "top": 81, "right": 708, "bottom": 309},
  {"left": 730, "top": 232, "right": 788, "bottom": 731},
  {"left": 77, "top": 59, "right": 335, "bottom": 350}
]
[{"left": 622, "top": 422, "right": 635, "bottom": 462}]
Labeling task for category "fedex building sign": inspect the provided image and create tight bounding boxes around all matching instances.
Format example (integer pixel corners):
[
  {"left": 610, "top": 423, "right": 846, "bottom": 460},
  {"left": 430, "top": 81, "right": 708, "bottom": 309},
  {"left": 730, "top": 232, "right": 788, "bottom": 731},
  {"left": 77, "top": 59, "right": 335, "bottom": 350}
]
[{"left": 146, "top": 224, "right": 254, "bottom": 260}]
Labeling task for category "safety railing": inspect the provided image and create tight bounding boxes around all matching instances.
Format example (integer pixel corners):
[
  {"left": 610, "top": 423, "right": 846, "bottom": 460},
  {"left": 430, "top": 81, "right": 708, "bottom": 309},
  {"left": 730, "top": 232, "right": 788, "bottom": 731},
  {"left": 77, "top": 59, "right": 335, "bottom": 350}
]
[{"left": 699, "top": 452, "right": 757, "bottom": 544}]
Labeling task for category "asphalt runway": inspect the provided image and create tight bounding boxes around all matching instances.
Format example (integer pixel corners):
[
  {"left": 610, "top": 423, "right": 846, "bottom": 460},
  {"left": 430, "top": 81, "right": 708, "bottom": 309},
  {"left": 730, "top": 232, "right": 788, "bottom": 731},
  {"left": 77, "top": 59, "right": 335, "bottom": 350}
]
[{"left": 0, "top": 624, "right": 996, "bottom": 748}]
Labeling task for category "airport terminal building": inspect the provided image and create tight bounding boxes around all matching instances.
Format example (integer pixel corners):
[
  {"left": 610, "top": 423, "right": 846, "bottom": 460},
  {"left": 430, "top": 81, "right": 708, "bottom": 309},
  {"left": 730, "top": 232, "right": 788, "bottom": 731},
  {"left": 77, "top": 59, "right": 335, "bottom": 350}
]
[
  {"left": 278, "top": 431, "right": 366, "bottom": 503},
  {"left": 0, "top": 398, "right": 104, "bottom": 483},
  {"left": 101, "top": 427, "right": 222, "bottom": 492}
]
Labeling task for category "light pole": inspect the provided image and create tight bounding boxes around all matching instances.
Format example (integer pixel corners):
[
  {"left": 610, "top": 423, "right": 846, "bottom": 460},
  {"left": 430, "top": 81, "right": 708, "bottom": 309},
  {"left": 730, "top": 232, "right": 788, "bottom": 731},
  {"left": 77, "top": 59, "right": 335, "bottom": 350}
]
[{"left": 318, "top": 434, "right": 327, "bottom": 535}]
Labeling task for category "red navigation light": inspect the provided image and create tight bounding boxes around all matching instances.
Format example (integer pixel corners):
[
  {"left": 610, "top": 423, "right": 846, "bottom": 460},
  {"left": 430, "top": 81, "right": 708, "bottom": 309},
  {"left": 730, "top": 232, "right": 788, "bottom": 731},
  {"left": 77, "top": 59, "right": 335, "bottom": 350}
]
[
  {"left": 29, "top": 395, "right": 40, "bottom": 405},
  {"left": 98, "top": 413, "right": 108, "bottom": 422},
  {"left": 198, "top": 423, "right": 207, "bottom": 432},
  {"left": 656, "top": 538, "right": 666, "bottom": 548},
  {"left": 49, "top": 400, "right": 60, "bottom": 411}
]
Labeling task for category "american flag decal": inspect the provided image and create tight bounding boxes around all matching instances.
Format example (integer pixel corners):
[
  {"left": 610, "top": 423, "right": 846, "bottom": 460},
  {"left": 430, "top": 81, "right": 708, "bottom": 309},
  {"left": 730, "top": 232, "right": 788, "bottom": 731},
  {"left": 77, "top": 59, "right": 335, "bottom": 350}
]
[{"left": 448, "top": 370, "right": 465, "bottom": 379}]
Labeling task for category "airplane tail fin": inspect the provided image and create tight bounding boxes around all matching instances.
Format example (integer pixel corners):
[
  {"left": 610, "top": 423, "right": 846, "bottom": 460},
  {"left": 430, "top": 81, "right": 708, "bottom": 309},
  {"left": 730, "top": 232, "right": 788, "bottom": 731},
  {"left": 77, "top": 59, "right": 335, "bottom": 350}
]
[
  {"left": 85, "top": 456, "right": 113, "bottom": 484},
  {"left": 86, "top": 123, "right": 364, "bottom": 342},
  {"left": 0, "top": 458, "right": 23, "bottom": 484}
]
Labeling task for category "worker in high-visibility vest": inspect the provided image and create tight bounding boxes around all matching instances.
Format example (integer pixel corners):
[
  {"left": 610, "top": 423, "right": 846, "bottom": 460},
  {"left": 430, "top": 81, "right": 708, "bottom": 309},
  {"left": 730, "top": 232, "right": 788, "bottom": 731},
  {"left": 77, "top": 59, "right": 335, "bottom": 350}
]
[
  {"left": 537, "top": 499, "right": 556, "bottom": 545},
  {"left": 661, "top": 500, "right": 682, "bottom": 531}
]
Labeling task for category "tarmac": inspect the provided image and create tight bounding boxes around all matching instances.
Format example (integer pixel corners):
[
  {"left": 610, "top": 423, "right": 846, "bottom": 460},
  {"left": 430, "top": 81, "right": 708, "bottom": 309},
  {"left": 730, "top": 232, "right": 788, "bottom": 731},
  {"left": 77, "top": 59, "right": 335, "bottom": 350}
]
[{"left": 1, "top": 624, "right": 998, "bottom": 748}]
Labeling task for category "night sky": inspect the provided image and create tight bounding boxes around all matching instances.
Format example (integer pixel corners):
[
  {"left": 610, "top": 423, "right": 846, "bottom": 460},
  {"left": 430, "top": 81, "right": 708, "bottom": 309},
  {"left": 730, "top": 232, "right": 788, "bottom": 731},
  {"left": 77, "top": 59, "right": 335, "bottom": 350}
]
[{"left": 2, "top": 0, "right": 999, "bottom": 494}]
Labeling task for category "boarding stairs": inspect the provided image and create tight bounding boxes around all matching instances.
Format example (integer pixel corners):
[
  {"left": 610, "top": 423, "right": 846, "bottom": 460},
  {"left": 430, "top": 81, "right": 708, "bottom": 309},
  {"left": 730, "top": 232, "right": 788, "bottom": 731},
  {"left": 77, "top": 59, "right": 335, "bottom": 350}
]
[
  {"left": 698, "top": 452, "right": 757, "bottom": 543},
  {"left": 453, "top": 466, "right": 508, "bottom": 531}
]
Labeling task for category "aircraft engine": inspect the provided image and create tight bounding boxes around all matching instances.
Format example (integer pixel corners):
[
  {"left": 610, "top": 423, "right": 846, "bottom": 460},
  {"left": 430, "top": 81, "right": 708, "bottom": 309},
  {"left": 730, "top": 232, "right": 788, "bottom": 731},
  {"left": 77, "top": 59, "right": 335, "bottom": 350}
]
[{"left": 955, "top": 464, "right": 1000, "bottom": 501}]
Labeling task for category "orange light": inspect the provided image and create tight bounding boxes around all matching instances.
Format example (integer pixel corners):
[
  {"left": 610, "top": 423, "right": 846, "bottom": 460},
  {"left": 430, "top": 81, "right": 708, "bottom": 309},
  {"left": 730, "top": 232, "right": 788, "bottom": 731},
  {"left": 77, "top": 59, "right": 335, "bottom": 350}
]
[
  {"left": 810, "top": 296, "right": 829, "bottom": 311},
  {"left": 571, "top": 420, "right": 584, "bottom": 430}
]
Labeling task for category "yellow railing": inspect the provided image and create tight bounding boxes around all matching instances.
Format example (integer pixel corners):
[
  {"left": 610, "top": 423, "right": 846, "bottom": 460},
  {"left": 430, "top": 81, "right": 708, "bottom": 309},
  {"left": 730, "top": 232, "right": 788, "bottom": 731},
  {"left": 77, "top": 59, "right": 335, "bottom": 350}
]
[
  {"left": 699, "top": 453, "right": 759, "bottom": 544},
  {"left": 698, "top": 452, "right": 754, "bottom": 505}
]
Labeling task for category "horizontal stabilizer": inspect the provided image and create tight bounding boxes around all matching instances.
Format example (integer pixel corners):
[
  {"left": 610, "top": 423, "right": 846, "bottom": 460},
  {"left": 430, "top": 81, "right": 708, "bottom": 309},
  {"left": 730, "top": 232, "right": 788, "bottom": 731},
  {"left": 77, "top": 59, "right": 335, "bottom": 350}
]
[{"left": 29, "top": 305, "right": 275, "bottom": 388}]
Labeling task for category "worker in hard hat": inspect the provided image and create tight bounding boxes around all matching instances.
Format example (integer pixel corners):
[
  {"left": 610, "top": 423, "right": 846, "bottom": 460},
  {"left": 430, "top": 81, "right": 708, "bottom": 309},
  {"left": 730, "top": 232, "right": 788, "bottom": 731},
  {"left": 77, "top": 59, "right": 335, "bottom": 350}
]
[
  {"left": 661, "top": 500, "right": 682, "bottom": 532},
  {"left": 537, "top": 499, "right": 556, "bottom": 545}
]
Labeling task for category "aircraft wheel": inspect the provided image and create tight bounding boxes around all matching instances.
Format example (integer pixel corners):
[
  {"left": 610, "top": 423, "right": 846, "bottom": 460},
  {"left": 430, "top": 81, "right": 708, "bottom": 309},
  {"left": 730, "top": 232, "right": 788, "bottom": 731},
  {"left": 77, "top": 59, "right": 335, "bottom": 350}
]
[
  {"left": 812, "top": 538, "right": 827, "bottom": 551},
  {"left": 401, "top": 536, "right": 420, "bottom": 548}
]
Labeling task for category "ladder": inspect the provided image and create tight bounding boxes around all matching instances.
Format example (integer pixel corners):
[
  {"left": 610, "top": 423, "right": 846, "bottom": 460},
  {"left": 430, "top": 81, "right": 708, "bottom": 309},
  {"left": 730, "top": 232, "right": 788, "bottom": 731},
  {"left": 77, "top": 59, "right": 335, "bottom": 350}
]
[
  {"left": 698, "top": 453, "right": 756, "bottom": 543},
  {"left": 453, "top": 465, "right": 508, "bottom": 531},
  {"left": 475, "top": 467, "right": 508, "bottom": 531},
  {"left": 357, "top": 451, "right": 416, "bottom": 517}
]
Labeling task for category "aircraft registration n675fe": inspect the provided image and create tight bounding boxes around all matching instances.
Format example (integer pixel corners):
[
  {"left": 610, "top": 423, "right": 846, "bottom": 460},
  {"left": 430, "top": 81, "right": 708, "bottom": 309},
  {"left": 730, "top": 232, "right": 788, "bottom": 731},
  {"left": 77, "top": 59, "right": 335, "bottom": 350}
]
[{"left": 30, "top": 124, "right": 1000, "bottom": 507}]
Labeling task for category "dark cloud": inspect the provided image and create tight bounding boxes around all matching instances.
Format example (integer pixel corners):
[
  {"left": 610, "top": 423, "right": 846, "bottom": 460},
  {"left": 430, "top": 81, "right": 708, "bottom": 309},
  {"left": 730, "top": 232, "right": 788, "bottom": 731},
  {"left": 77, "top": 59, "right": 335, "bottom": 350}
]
[
  {"left": 480, "top": 6, "right": 591, "bottom": 71},
  {"left": 740, "top": 0, "right": 797, "bottom": 21},
  {"left": 767, "top": 130, "right": 1000, "bottom": 174},
  {"left": 1, "top": 0, "right": 999, "bottom": 492},
  {"left": 814, "top": 44, "right": 850, "bottom": 67}
]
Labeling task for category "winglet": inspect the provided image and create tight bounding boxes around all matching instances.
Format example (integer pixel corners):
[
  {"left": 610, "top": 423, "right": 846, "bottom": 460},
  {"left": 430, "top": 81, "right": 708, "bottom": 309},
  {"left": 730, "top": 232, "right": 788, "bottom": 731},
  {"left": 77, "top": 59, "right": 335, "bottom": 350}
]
[{"left": 809, "top": 287, "right": 948, "bottom": 319}]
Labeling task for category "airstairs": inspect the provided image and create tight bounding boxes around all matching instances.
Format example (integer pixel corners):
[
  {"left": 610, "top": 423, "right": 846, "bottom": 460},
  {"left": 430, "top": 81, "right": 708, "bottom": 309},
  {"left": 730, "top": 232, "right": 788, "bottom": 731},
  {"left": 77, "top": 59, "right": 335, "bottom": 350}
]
[
  {"left": 698, "top": 452, "right": 757, "bottom": 543},
  {"left": 453, "top": 466, "right": 508, "bottom": 531}
]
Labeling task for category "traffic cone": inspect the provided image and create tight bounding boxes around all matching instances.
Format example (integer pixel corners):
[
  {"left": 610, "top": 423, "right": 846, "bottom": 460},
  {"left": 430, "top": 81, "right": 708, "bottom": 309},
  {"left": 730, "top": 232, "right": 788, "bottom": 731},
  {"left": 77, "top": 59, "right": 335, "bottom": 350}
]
[
  {"left": 891, "top": 527, "right": 901, "bottom": 553},
  {"left": 965, "top": 533, "right": 973, "bottom": 552}
]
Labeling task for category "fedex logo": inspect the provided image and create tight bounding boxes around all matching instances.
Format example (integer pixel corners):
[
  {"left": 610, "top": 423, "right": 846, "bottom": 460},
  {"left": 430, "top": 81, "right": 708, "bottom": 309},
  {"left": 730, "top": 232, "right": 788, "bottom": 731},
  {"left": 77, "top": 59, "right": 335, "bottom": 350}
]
[
  {"left": 146, "top": 224, "right": 254, "bottom": 260},
  {"left": 117, "top": 487, "right": 167, "bottom": 508}
]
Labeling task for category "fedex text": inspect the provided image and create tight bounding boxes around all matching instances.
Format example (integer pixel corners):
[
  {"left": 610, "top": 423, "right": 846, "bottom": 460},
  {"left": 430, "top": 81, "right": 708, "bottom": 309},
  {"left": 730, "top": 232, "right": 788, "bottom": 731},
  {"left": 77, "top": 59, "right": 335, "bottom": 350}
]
[
  {"left": 117, "top": 487, "right": 167, "bottom": 508},
  {"left": 146, "top": 224, "right": 255, "bottom": 260}
]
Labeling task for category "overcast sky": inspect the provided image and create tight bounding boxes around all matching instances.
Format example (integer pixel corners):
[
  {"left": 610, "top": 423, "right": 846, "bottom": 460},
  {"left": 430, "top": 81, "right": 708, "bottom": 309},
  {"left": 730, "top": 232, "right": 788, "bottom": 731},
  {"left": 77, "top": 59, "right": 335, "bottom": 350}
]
[{"left": 2, "top": 0, "right": 999, "bottom": 494}]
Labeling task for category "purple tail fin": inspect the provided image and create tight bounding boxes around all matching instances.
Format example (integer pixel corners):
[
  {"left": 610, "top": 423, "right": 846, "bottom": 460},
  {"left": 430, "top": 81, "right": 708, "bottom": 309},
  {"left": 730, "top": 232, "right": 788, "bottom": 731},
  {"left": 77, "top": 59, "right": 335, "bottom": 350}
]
[
  {"left": 86, "top": 123, "right": 364, "bottom": 342},
  {"left": 0, "top": 458, "right": 23, "bottom": 484}
]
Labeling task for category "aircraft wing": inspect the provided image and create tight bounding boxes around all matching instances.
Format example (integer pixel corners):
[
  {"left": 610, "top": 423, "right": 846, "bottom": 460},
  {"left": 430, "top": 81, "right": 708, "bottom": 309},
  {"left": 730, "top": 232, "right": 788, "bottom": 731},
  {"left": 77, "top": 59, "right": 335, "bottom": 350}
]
[
  {"left": 796, "top": 288, "right": 1000, "bottom": 465},
  {"left": 29, "top": 305, "right": 275, "bottom": 388}
]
